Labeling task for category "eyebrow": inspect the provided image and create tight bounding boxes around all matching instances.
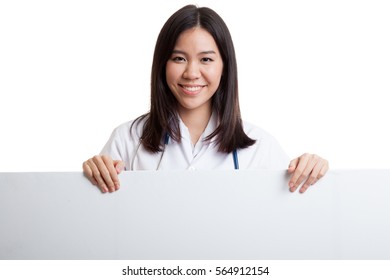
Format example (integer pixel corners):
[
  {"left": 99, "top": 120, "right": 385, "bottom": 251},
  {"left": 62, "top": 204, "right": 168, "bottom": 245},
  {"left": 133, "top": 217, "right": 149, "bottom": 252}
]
[{"left": 172, "top": 50, "right": 217, "bottom": 55}]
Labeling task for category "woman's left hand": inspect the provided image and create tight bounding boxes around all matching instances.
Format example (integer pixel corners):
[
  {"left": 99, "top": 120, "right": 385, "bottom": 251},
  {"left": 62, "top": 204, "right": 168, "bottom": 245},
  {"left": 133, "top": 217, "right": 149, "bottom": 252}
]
[{"left": 288, "top": 153, "right": 329, "bottom": 193}]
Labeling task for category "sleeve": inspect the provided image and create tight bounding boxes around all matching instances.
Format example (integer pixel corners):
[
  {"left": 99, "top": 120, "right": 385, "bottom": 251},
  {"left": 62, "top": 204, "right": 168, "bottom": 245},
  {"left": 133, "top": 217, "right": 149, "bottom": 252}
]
[
  {"left": 99, "top": 121, "right": 139, "bottom": 171},
  {"left": 262, "top": 135, "right": 290, "bottom": 169},
  {"left": 100, "top": 126, "right": 125, "bottom": 162},
  {"left": 242, "top": 122, "right": 290, "bottom": 170}
]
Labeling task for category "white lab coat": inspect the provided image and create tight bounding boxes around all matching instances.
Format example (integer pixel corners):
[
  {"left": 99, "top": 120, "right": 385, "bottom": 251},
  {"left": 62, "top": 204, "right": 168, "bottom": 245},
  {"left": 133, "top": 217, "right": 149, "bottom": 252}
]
[{"left": 100, "top": 113, "right": 290, "bottom": 171}]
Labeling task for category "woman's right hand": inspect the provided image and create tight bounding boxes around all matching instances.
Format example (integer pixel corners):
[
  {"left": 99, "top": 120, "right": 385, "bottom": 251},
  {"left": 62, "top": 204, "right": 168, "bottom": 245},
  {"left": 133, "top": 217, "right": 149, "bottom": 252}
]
[{"left": 82, "top": 155, "right": 124, "bottom": 193}]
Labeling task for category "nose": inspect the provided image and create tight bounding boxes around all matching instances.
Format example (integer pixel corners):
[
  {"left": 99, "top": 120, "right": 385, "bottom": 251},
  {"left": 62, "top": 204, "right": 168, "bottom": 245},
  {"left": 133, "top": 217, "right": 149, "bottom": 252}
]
[{"left": 183, "top": 61, "right": 200, "bottom": 80}]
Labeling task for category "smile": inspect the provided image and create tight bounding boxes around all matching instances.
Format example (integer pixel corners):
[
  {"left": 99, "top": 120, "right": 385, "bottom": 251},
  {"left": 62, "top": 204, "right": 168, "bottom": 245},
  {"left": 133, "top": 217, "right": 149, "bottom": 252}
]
[
  {"left": 181, "top": 85, "right": 204, "bottom": 91},
  {"left": 180, "top": 85, "right": 205, "bottom": 95}
]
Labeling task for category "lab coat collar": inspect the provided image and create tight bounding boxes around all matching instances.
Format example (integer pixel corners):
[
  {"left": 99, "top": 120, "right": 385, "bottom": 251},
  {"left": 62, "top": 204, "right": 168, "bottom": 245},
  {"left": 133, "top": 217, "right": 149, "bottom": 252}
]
[{"left": 178, "top": 111, "right": 218, "bottom": 143}]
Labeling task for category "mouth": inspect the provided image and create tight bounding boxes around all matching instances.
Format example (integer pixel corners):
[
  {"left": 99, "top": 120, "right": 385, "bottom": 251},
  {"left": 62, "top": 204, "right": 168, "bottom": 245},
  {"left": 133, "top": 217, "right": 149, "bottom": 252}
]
[{"left": 179, "top": 84, "right": 205, "bottom": 95}]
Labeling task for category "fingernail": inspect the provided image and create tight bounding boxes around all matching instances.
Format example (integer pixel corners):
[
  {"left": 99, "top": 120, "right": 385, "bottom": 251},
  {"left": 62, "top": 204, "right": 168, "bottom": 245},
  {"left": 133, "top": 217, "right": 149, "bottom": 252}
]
[{"left": 115, "top": 182, "right": 120, "bottom": 190}]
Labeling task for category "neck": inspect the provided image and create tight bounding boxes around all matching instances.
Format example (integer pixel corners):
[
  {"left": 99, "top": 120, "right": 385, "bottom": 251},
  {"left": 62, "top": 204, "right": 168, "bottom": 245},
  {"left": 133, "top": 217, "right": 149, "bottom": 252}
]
[{"left": 178, "top": 106, "right": 212, "bottom": 145}]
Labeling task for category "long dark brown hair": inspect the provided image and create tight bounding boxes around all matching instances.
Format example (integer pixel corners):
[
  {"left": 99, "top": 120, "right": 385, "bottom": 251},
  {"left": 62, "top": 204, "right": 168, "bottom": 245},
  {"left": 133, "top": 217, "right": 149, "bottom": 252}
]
[{"left": 134, "top": 4, "right": 255, "bottom": 153}]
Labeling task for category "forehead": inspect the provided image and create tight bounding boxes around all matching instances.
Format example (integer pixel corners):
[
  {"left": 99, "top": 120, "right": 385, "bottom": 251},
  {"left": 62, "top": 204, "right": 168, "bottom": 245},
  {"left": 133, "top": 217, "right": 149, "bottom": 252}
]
[{"left": 174, "top": 27, "right": 218, "bottom": 50}]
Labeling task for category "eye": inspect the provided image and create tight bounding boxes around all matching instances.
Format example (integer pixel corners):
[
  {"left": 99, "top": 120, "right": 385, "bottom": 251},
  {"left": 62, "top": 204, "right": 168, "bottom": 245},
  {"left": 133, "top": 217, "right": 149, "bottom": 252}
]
[
  {"left": 201, "top": 57, "right": 213, "bottom": 62},
  {"left": 171, "top": 56, "right": 186, "bottom": 62}
]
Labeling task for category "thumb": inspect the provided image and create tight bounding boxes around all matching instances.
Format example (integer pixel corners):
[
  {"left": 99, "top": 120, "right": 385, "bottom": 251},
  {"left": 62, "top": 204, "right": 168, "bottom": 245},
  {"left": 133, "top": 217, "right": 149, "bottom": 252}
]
[
  {"left": 114, "top": 160, "right": 125, "bottom": 174},
  {"left": 288, "top": 158, "right": 299, "bottom": 173}
]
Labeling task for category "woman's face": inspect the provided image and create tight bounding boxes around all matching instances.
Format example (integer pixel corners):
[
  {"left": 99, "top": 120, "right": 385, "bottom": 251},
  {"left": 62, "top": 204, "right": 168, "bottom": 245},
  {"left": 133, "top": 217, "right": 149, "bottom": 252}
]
[{"left": 166, "top": 27, "right": 223, "bottom": 117}]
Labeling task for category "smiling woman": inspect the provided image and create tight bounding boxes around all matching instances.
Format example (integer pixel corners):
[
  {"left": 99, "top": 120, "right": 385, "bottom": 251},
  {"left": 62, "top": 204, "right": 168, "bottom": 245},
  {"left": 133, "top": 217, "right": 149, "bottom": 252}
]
[
  {"left": 82, "top": 4, "right": 329, "bottom": 194},
  {"left": 166, "top": 28, "right": 224, "bottom": 144}
]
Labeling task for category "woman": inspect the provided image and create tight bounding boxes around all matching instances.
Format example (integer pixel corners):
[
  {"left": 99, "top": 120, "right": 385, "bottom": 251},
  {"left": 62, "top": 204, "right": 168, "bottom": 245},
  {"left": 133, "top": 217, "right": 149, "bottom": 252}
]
[{"left": 83, "top": 5, "right": 329, "bottom": 194}]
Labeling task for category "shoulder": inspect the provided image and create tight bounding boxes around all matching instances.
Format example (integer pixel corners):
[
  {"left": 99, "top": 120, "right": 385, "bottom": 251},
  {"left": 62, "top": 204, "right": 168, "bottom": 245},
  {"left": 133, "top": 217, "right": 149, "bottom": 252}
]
[
  {"left": 100, "top": 117, "right": 147, "bottom": 165},
  {"left": 102, "top": 117, "right": 147, "bottom": 153},
  {"left": 111, "top": 116, "right": 146, "bottom": 140},
  {"left": 240, "top": 120, "right": 290, "bottom": 169},
  {"left": 242, "top": 120, "right": 278, "bottom": 143}
]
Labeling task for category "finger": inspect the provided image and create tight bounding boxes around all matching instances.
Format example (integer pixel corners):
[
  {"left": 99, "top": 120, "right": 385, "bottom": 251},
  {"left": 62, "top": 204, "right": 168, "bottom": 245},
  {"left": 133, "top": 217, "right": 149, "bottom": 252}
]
[
  {"left": 93, "top": 155, "right": 116, "bottom": 193},
  {"left": 292, "top": 159, "right": 317, "bottom": 192},
  {"left": 87, "top": 158, "right": 109, "bottom": 193},
  {"left": 82, "top": 161, "right": 98, "bottom": 186},
  {"left": 113, "top": 160, "right": 125, "bottom": 190},
  {"left": 288, "top": 154, "right": 310, "bottom": 191},
  {"left": 288, "top": 158, "right": 299, "bottom": 174},
  {"left": 290, "top": 154, "right": 322, "bottom": 192},
  {"left": 102, "top": 155, "right": 121, "bottom": 191},
  {"left": 299, "top": 161, "right": 324, "bottom": 193},
  {"left": 299, "top": 158, "right": 329, "bottom": 193},
  {"left": 318, "top": 160, "right": 329, "bottom": 179},
  {"left": 114, "top": 160, "right": 125, "bottom": 174}
]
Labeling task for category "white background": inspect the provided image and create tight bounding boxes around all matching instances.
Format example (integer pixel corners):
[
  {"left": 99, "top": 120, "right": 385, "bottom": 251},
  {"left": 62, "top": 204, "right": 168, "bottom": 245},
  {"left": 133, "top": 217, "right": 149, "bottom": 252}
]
[{"left": 1, "top": 0, "right": 389, "bottom": 171}]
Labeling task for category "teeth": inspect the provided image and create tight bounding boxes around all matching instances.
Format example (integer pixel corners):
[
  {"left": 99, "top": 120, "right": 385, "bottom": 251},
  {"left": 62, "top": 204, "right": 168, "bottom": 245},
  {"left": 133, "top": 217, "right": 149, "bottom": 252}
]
[{"left": 183, "top": 86, "right": 202, "bottom": 92}]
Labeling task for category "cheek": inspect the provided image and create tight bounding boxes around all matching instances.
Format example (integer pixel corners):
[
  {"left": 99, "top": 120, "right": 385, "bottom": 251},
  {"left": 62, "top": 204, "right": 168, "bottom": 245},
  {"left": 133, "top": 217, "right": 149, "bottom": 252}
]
[
  {"left": 165, "top": 64, "right": 174, "bottom": 84},
  {"left": 165, "top": 64, "right": 181, "bottom": 96},
  {"left": 206, "top": 67, "right": 223, "bottom": 86},
  {"left": 165, "top": 62, "right": 183, "bottom": 84}
]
